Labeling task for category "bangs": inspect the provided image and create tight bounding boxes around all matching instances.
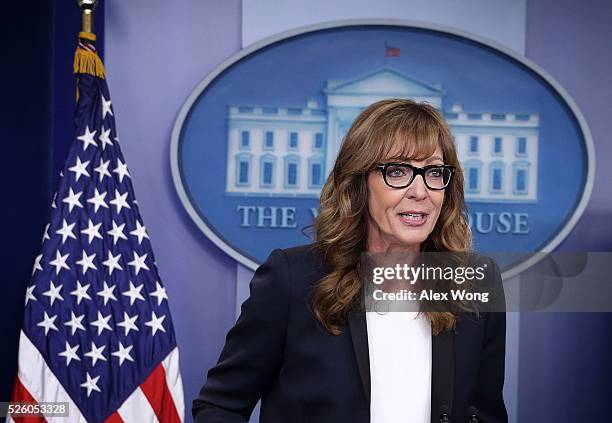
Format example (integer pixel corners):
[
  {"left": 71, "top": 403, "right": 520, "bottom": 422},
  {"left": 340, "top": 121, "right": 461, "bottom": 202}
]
[{"left": 379, "top": 124, "right": 442, "bottom": 163}]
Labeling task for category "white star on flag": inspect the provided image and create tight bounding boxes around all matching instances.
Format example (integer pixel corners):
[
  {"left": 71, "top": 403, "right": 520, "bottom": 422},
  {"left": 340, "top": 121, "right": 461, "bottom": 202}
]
[
  {"left": 91, "top": 311, "right": 113, "bottom": 336},
  {"left": 70, "top": 281, "right": 92, "bottom": 305},
  {"left": 80, "top": 219, "right": 103, "bottom": 244},
  {"left": 42, "top": 281, "right": 64, "bottom": 306},
  {"left": 64, "top": 311, "right": 86, "bottom": 335},
  {"left": 42, "top": 223, "right": 51, "bottom": 242},
  {"left": 96, "top": 281, "right": 117, "bottom": 305},
  {"left": 68, "top": 156, "right": 90, "bottom": 181},
  {"left": 32, "top": 254, "right": 43, "bottom": 275},
  {"left": 102, "top": 251, "right": 123, "bottom": 275},
  {"left": 98, "top": 126, "right": 113, "bottom": 150},
  {"left": 94, "top": 157, "right": 111, "bottom": 182},
  {"left": 80, "top": 373, "right": 101, "bottom": 397},
  {"left": 111, "top": 342, "right": 135, "bottom": 366},
  {"left": 128, "top": 252, "right": 149, "bottom": 275},
  {"left": 37, "top": 311, "right": 58, "bottom": 335},
  {"left": 55, "top": 219, "right": 77, "bottom": 244},
  {"left": 101, "top": 94, "right": 113, "bottom": 119},
  {"left": 108, "top": 220, "right": 127, "bottom": 245},
  {"left": 84, "top": 341, "right": 107, "bottom": 366},
  {"left": 49, "top": 250, "right": 70, "bottom": 274},
  {"left": 87, "top": 188, "right": 108, "bottom": 213},
  {"left": 122, "top": 281, "right": 145, "bottom": 306},
  {"left": 77, "top": 126, "right": 97, "bottom": 151},
  {"left": 76, "top": 250, "right": 97, "bottom": 274},
  {"left": 150, "top": 281, "right": 168, "bottom": 306},
  {"left": 117, "top": 311, "right": 139, "bottom": 336},
  {"left": 25, "top": 285, "right": 37, "bottom": 305},
  {"left": 145, "top": 311, "right": 166, "bottom": 336},
  {"left": 58, "top": 341, "right": 81, "bottom": 366},
  {"left": 129, "top": 221, "right": 149, "bottom": 244},
  {"left": 62, "top": 188, "right": 83, "bottom": 212},
  {"left": 112, "top": 158, "right": 130, "bottom": 183},
  {"left": 109, "top": 189, "right": 130, "bottom": 213}
]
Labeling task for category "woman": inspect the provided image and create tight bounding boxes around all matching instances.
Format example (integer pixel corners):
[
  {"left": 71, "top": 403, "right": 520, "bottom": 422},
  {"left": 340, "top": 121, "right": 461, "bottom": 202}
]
[{"left": 193, "top": 99, "right": 507, "bottom": 422}]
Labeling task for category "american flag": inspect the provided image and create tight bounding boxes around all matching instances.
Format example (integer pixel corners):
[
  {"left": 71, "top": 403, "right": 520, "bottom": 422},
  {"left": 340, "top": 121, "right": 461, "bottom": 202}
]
[
  {"left": 9, "top": 33, "right": 184, "bottom": 422},
  {"left": 385, "top": 44, "right": 400, "bottom": 57}
]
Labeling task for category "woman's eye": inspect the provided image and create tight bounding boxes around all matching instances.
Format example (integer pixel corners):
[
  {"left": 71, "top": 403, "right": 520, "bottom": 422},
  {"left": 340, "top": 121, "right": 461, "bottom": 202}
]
[{"left": 387, "top": 167, "right": 406, "bottom": 177}]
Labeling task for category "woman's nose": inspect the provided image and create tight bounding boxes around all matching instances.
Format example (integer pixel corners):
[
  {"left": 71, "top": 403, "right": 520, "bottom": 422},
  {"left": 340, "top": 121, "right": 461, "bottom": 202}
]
[{"left": 405, "top": 174, "right": 428, "bottom": 200}]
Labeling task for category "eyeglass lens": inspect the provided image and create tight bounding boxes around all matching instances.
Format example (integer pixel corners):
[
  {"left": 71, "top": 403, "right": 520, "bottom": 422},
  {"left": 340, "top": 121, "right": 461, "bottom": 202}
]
[{"left": 384, "top": 165, "right": 451, "bottom": 189}]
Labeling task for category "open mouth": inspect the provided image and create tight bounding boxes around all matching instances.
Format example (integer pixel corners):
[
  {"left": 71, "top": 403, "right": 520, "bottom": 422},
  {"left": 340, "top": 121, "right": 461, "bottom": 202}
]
[{"left": 397, "top": 212, "right": 428, "bottom": 225}]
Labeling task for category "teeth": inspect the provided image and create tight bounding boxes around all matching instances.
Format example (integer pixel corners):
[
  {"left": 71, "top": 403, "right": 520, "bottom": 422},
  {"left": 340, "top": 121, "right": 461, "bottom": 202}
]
[{"left": 400, "top": 213, "right": 424, "bottom": 220}]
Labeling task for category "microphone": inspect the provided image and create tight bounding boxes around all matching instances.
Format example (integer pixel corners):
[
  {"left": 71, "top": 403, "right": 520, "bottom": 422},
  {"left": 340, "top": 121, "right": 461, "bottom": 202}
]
[
  {"left": 439, "top": 405, "right": 451, "bottom": 423},
  {"left": 467, "top": 406, "right": 480, "bottom": 423}
]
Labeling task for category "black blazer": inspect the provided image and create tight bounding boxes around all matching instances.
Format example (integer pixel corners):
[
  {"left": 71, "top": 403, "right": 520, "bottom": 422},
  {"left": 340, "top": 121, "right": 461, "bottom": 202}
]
[{"left": 193, "top": 244, "right": 507, "bottom": 423}]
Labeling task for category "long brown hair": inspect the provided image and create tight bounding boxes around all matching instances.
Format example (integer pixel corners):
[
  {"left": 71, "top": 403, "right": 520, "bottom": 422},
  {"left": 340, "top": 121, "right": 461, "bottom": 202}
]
[{"left": 312, "top": 98, "right": 472, "bottom": 335}]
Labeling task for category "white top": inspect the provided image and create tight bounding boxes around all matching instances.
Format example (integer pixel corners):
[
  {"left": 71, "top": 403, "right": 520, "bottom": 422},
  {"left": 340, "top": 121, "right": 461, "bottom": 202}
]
[{"left": 366, "top": 311, "right": 432, "bottom": 423}]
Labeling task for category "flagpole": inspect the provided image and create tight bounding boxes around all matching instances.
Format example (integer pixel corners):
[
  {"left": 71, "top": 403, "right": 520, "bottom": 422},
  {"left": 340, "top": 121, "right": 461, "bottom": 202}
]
[{"left": 76, "top": 0, "right": 99, "bottom": 34}]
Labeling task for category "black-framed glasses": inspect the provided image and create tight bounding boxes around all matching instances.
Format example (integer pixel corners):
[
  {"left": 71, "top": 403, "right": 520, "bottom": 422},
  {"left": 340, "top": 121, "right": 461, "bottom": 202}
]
[{"left": 375, "top": 162, "right": 456, "bottom": 190}]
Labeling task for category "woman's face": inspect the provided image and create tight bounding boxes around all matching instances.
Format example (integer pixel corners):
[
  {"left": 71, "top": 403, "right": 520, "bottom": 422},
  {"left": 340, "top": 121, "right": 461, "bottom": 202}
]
[{"left": 366, "top": 144, "right": 446, "bottom": 253}]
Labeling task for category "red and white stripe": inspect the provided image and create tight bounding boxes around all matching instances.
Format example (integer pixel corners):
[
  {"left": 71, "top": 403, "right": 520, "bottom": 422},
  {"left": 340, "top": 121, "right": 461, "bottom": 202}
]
[{"left": 9, "top": 331, "right": 184, "bottom": 423}]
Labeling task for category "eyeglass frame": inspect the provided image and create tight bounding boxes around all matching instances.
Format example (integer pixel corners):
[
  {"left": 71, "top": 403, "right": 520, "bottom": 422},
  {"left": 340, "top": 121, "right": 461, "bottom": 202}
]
[{"left": 374, "top": 162, "right": 456, "bottom": 190}]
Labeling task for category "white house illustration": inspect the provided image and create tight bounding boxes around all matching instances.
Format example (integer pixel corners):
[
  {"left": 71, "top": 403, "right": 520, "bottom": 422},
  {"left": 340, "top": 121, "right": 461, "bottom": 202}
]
[{"left": 225, "top": 68, "right": 538, "bottom": 202}]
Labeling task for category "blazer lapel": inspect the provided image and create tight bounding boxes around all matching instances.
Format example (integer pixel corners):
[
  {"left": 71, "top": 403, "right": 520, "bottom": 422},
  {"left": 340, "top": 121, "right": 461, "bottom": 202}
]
[
  {"left": 431, "top": 327, "right": 454, "bottom": 422},
  {"left": 347, "top": 310, "right": 371, "bottom": 405}
]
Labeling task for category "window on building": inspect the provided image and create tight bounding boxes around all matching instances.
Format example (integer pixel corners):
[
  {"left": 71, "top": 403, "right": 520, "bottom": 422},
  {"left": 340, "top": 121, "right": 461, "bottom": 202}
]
[
  {"left": 287, "top": 164, "right": 297, "bottom": 185},
  {"left": 517, "top": 137, "right": 527, "bottom": 155},
  {"left": 241, "top": 130, "right": 250, "bottom": 148},
  {"left": 259, "top": 155, "right": 276, "bottom": 187},
  {"left": 263, "top": 162, "right": 273, "bottom": 185},
  {"left": 284, "top": 155, "right": 300, "bottom": 188},
  {"left": 513, "top": 161, "right": 530, "bottom": 195},
  {"left": 235, "top": 153, "right": 252, "bottom": 187},
  {"left": 289, "top": 132, "right": 298, "bottom": 149},
  {"left": 239, "top": 162, "right": 249, "bottom": 184},
  {"left": 492, "top": 168, "right": 502, "bottom": 190},
  {"left": 308, "top": 156, "right": 324, "bottom": 188},
  {"left": 516, "top": 169, "right": 526, "bottom": 191},
  {"left": 265, "top": 131, "right": 274, "bottom": 148},
  {"left": 314, "top": 133, "right": 323, "bottom": 150},
  {"left": 469, "top": 136, "right": 479, "bottom": 154},
  {"left": 465, "top": 159, "right": 482, "bottom": 193},
  {"left": 490, "top": 162, "right": 504, "bottom": 193},
  {"left": 468, "top": 167, "right": 479, "bottom": 191},
  {"left": 494, "top": 137, "right": 502, "bottom": 154},
  {"left": 311, "top": 163, "right": 322, "bottom": 186}
]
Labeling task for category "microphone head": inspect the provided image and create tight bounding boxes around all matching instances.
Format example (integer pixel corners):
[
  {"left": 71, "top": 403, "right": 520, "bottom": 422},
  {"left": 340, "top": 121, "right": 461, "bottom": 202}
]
[
  {"left": 468, "top": 406, "right": 480, "bottom": 422},
  {"left": 438, "top": 405, "right": 451, "bottom": 422}
]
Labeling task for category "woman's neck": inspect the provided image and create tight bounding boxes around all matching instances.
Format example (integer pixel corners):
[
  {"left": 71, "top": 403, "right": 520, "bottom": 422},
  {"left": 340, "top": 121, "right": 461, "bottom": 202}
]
[{"left": 366, "top": 226, "right": 421, "bottom": 254}]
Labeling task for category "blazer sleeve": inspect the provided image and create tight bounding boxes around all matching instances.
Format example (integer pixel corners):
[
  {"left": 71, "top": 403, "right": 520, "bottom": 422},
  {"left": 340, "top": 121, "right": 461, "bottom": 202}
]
[
  {"left": 472, "top": 257, "right": 508, "bottom": 422},
  {"left": 192, "top": 248, "right": 291, "bottom": 423}
]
